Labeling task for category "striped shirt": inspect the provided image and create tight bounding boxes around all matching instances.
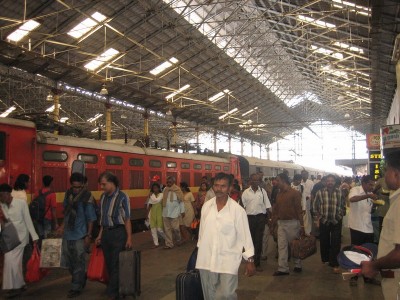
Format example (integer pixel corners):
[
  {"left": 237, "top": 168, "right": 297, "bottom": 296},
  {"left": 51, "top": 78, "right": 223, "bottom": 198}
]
[
  {"left": 313, "top": 188, "right": 345, "bottom": 225},
  {"left": 100, "top": 188, "right": 130, "bottom": 227}
]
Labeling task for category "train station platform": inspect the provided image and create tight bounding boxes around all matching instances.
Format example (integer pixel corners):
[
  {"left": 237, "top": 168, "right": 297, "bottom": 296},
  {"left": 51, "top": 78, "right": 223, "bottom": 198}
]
[{"left": 0, "top": 228, "right": 384, "bottom": 300}]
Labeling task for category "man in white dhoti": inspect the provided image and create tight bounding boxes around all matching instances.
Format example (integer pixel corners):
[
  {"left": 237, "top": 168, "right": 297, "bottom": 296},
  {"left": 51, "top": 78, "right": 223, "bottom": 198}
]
[{"left": 0, "top": 183, "right": 39, "bottom": 299}]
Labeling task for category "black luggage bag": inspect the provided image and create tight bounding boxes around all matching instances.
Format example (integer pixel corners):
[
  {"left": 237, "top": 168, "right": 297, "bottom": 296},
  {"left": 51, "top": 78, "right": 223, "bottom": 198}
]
[
  {"left": 119, "top": 250, "right": 141, "bottom": 298},
  {"left": 176, "top": 270, "right": 204, "bottom": 300}
]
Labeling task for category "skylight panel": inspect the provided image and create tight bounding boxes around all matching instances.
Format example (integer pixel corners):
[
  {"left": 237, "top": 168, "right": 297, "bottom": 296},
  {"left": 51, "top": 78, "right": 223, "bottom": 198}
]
[
  {"left": 45, "top": 104, "right": 61, "bottom": 112},
  {"left": 332, "top": 0, "right": 371, "bottom": 17},
  {"left": 150, "top": 57, "right": 179, "bottom": 75},
  {"left": 334, "top": 42, "right": 364, "bottom": 54},
  {"left": 87, "top": 113, "right": 103, "bottom": 122},
  {"left": 311, "top": 45, "right": 343, "bottom": 60},
  {"left": 0, "top": 106, "right": 16, "bottom": 117},
  {"left": 84, "top": 48, "right": 120, "bottom": 71},
  {"left": 7, "top": 20, "right": 40, "bottom": 42},
  {"left": 67, "top": 12, "right": 107, "bottom": 39},
  {"left": 321, "top": 65, "right": 348, "bottom": 78},
  {"left": 219, "top": 108, "right": 238, "bottom": 120},
  {"left": 166, "top": 84, "right": 190, "bottom": 100},
  {"left": 242, "top": 107, "right": 258, "bottom": 117},
  {"left": 59, "top": 117, "right": 69, "bottom": 123},
  {"left": 297, "top": 15, "right": 336, "bottom": 29},
  {"left": 209, "top": 89, "right": 230, "bottom": 103}
]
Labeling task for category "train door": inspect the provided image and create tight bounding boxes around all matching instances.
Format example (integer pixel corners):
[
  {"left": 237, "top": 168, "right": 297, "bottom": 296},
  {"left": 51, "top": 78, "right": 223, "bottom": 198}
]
[{"left": 0, "top": 131, "right": 8, "bottom": 184}]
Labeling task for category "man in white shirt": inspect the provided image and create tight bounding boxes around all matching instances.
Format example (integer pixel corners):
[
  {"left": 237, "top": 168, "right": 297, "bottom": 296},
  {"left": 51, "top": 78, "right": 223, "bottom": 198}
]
[
  {"left": 205, "top": 178, "right": 215, "bottom": 202},
  {"left": 196, "top": 173, "right": 255, "bottom": 299},
  {"left": 301, "top": 170, "right": 314, "bottom": 235},
  {"left": 241, "top": 174, "right": 271, "bottom": 272},
  {"left": 292, "top": 174, "right": 306, "bottom": 212},
  {"left": 0, "top": 183, "right": 39, "bottom": 298},
  {"left": 361, "top": 152, "right": 400, "bottom": 299},
  {"left": 348, "top": 174, "right": 380, "bottom": 286}
]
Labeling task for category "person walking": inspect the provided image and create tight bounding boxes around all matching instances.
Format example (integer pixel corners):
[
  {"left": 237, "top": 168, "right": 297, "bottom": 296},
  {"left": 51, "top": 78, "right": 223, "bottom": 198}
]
[
  {"left": 58, "top": 173, "right": 97, "bottom": 298},
  {"left": 196, "top": 172, "right": 255, "bottom": 299},
  {"left": 241, "top": 173, "right": 271, "bottom": 272},
  {"left": 36, "top": 175, "right": 59, "bottom": 239},
  {"left": 272, "top": 173, "right": 305, "bottom": 276},
  {"left": 147, "top": 182, "right": 165, "bottom": 248},
  {"left": 95, "top": 172, "right": 132, "bottom": 300},
  {"left": 313, "top": 174, "right": 345, "bottom": 274},
  {"left": 0, "top": 183, "right": 39, "bottom": 299},
  {"left": 11, "top": 174, "right": 30, "bottom": 204},
  {"left": 179, "top": 182, "right": 195, "bottom": 243}
]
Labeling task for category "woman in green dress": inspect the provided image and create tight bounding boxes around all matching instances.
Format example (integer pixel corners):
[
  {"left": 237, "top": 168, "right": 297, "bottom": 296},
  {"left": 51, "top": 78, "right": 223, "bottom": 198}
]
[{"left": 147, "top": 183, "right": 165, "bottom": 248}]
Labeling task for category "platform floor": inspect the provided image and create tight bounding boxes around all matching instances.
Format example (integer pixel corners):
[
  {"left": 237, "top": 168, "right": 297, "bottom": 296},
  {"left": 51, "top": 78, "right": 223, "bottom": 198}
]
[{"left": 1, "top": 227, "right": 384, "bottom": 300}]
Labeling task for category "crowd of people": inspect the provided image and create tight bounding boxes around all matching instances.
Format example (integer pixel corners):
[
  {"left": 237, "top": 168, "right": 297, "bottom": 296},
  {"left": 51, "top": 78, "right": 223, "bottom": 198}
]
[{"left": 0, "top": 160, "right": 399, "bottom": 299}]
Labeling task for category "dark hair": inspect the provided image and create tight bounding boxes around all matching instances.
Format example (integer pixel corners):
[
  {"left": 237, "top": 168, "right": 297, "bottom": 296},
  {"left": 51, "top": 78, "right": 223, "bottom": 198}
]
[
  {"left": 70, "top": 172, "right": 84, "bottom": 184},
  {"left": 293, "top": 174, "right": 302, "bottom": 181},
  {"left": 180, "top": 182, "right": 190, "bottom": 192},
  {"left": 14, "top": 174, "right": 29, "bottom": 190},
  {"left": 150, "top": 182, "right": 161, "bottom": 192},
  {"left": 202, "top": 176, "right": 208, "bottom": 180},
  {"left": 0, "top": 183, "right": 12, "bottom": 193},
  {"left": 98, "top": 171, "right": 119, "bottom": 187},
  {"left": 277, "top": 173, "right": 290, "bottom": 185},
  {"left": 42, "top": 175, "right": 53, "bottom": 187},
  {"left": 232, "top": 183, "right": 241, "bottom": 192},
  {"left": 325, "top": 174, "right": 336, "bottom": 181},
  {"left": 361, "top": 175, "right": 374, "bottom": 184},
  {"left": 214, "top": 172, "right": 233, "bottom": 186},
  {"left": 386, "top": 152, "right": 400, "bottom": 171}
]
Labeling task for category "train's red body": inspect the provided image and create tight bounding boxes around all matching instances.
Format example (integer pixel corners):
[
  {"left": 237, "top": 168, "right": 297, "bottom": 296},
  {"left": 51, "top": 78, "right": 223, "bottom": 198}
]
[{"left": 0, "top": 118, "right": 240, "bottom": 219}]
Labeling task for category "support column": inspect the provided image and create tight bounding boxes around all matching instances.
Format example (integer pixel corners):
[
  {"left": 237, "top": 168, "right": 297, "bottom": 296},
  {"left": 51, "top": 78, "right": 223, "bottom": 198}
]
[
  {"left": 213, "top": 130, "right": 217, "bottom": 153},
  {"left": 277, "top": 141, "right": 279, "bottom": 161},
  {"left": 266, "top": 145, "right": 270, "bottom": 160},
  {"left": 240, "top": 138, "right": 244, "bottom": 155},
  {"left": 228, "top": 134, "right": 232, "bottom": 153},
  {"left": 172, "top": 120, "right": 177, "bottom": 151},
  {"left": 52, "top": 89, "right": 61, "bottom": 135},
  {"left": 105, "top": 103, "right": 112, "bottom": 141},
  {"left": 196, "top": 126, "right": 200, "bottom": 154},
  {"left": 143, "top": 111, "right": 150, "bottom": 147},
  {"left": 259, "top": 143, "right": 262, "bottom": 159},
  {"left": 251, "top": 140, "right": 254, "bottom": 157}
]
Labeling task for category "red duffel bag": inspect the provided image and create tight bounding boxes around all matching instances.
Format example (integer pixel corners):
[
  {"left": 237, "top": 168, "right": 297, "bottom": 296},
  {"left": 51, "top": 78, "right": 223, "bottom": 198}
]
[
  {"left": 87, "top": 246, "right": 109, "bottom": 284},
  {"left": 25, "top": 243, "right": 49, "bottom": 283}
]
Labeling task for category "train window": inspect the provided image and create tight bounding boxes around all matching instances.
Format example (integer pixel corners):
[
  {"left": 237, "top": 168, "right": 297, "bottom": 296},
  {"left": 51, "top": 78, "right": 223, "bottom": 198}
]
[
  {"left": 223, "top": 166, "right": 230, "bottom": 171},
  {"left": 194, "top": 163, "right": 202, "bottom": 170},
  {"left": 181, "top": 162, "right": 190, "bottom": 169},
  {"left": 77, "top": 153, "right": 98, "bottom": 164},
  {"left": 106, "top": 169, "right": 123, "bottom": 187},
  {"left": 167, "top": 161, "right": 177, "bottom": 168},
  {"left": 129, "top": 158, "right": 144, "bottom": 167},
  {"left": 149, "top": 160, "right": 161, "bottom": 168},
  {"left": 181, "top": 172, "right": 191, "bottom": 185},
  {"left": 205, "top": 164, "right": 212, "bottom": 170},
  {"left": 106, "top": 156, "right": 123, "bottom": 165},
  {"left": 0, "top": 132, "right": 5, "bottom": 161},
  {"left": 215, "top": 165, "right": 221, "bottom": 171},
  {"left": 194, "top": 173, "right": 203, "bottom": 186},
  {"left": 130, "top": 170, "right": 144, "bottom": 189},
  {"left": 43, "top": 151, "right": 68, "bottom": 162}
]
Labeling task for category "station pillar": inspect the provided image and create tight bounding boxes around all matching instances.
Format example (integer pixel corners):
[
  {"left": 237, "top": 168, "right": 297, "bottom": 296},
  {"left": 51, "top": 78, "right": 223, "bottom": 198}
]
[
  {"left": 259, "top": 143, "right": 262, "bottom": 159},
  {"left": 240, "top": 138, "right": 244, "bottom": 155},
  {"left": 105, "top": 103, "right": 112, "bottom": 141},
  {"left": 196, "top": 126, "right": 200, "bottom": 153},
  {"left": 172, "top": 120, "right": 177, "bottom": 150},
  {"left": 213, "top": 130, "right": 217, "bottom": 153},
  {"left": 251, "top": 140, "right": 254, "bottom": 157},
  {"left": 52, "top": 89, "right": 61, "bottom": 135},
  {"left": 228, "top": 134, "right": 232, "bottom": 153},
  {"left": 143, "top": 111, "right": 150, "bottom": 147}
]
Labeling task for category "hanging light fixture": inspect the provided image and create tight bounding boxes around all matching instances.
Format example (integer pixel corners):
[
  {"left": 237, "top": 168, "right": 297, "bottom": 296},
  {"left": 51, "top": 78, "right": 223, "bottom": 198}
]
[
  {"left": 46, "top": 91, "right": 53, "bottom": 102},
  {"left": 100, "top": 83, "right": 108, "bottom": 95}
]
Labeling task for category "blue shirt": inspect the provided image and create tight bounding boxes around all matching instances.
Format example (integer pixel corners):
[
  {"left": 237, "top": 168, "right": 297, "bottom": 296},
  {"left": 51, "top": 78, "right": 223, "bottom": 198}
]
[
  {"left": 162, "top": 190, "right": 185, "bottom": 218},
  {"left": 100, "top": 189, "right": 130, "bottom": 227},
  {"left": 63, "top": 193, "right": 97, "bottom": 241}
]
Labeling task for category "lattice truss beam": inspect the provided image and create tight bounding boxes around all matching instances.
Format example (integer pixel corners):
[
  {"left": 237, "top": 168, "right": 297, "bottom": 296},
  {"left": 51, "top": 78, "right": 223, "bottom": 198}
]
[{"left": 0, "top": 0, "right": 397, "bottom": 145}]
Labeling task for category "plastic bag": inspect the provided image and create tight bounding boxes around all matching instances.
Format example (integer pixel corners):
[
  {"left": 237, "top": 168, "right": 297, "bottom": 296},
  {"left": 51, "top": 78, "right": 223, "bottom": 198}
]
[
  {"left": 87, "top": 246, "right": 109, "bottom": 284},
  {"left": 25, "top": 244, "right": 49, "bottom": 283}
]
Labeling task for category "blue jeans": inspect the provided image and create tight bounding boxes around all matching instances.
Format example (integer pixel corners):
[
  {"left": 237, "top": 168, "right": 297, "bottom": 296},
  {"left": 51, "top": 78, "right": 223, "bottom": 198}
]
[{"left": 62, "top": 239, "right": 87, "bottom": 292}]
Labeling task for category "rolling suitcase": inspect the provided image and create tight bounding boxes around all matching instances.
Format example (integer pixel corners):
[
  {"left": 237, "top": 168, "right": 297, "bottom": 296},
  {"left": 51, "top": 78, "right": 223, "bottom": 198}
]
[
  {"left": 119, "top": 250, "right": 141, "bottom": 298},
  {"left": 176, "top": 270, "right": 204, "bottom": 300}
]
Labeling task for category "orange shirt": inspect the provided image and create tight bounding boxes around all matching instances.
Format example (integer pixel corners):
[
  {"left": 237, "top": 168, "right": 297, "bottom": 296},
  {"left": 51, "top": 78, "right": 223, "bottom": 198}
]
[{"left": 38, "top": 188, "right": 57, "bottom": 220}]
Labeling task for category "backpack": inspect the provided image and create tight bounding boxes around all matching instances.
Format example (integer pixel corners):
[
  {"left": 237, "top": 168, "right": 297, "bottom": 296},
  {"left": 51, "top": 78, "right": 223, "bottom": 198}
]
[{"left": 29, "top": 190, "right": 52, "bottom": 223}]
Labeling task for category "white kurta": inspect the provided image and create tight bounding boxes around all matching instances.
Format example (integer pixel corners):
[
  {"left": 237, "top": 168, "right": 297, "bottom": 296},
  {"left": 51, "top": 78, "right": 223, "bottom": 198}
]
[
  {"left": 1, "top": 198, "right": 39, "bottom": 290},
  {"left": 196, "top": 197, "right": 254, "bottom": 275}
]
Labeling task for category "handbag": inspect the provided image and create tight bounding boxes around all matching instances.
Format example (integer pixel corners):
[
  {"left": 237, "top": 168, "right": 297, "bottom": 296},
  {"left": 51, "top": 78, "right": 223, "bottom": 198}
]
[
  {"left": 291, "top": 235, "right": 317, "bottom": 260},
  {"left": 25, "top": 243, "right": 49, "bottom": 283},
  {"left": 0, "top": 221, "right": 21, "bottom": 253},
  {"left": 40, "top": 238, "right": 62, "bottom": 268},
  {"left": 87, "top": 246, "right": 109, "bottom": 284}
]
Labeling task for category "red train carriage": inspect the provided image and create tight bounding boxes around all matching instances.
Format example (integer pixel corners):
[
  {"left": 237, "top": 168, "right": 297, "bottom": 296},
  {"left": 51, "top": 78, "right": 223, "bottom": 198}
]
[{"left": 0, "top": 117, "right": 241, "bottom": 221}]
